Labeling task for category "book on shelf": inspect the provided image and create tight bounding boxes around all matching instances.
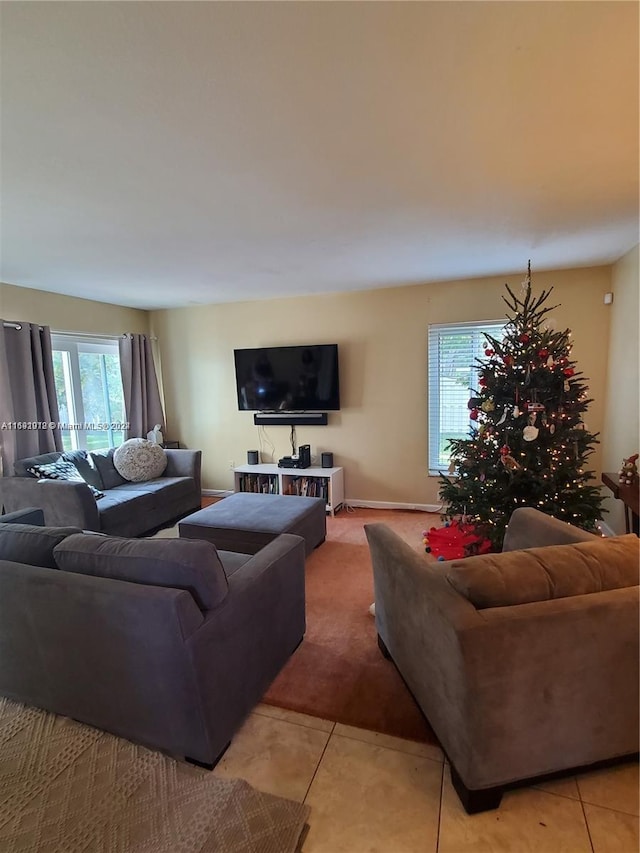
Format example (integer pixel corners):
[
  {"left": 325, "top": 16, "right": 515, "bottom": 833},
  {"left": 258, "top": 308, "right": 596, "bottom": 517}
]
[
  {"left": 239, "top": 473, "right": 279, "bottom": 495},
  {"left": 286, "top": 476, "right": 329, "bottom": 503}
]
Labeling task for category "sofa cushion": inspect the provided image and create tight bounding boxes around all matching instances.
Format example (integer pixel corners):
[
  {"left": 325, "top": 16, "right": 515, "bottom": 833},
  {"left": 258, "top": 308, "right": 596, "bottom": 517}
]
[
  {"left": 113, "top": 439, "right": 167, "bottom": 483},
  {"left": 0, "top": 522, "right": 82, "bottom": 569},
  {"left": 53, "top": 533, "right": 228, "bottom": 611},
  {"left": 446, "top": 534, "right": 640, "bottom": 609},
  {"left": 89, "top": 449, "right": 127, "bottom": 489},
  {"left": 27, "top": 458, "right": 105, "bottom": 499},
  {"left": 95, "top": 490, "right": 158, "bottom": 535},
  {"left": 109, "top": 477, "right": 194, "bottom": 502}
]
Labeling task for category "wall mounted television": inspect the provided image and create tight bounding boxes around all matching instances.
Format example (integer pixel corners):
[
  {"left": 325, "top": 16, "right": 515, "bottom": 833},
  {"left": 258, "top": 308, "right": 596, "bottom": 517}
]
[{"left": 234, "top": 344, "right": 340, "bottom": 412}]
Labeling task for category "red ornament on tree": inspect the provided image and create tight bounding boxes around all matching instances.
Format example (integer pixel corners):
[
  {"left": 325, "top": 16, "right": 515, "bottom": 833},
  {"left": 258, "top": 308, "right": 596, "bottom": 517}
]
[
  {"left": 519, "top": 333, "right": 530, "bottom": 344},
  {"left": 484, "top": 348, "right": 494, "bottom": 357},
  {"left": 538, "top": 348, "right": 549, "bottom": 358},
  {"left": 469, "top": 409, "right": 479, "bottom": 421},
  {"left": 503, "top": 354, "right": 513, "bottom": 366},
  {"left": 563, "top": 367, "right": 575, "bottom": 377},
  {"left": 478, "top": 377, "right": 487, "bottom": 387}
]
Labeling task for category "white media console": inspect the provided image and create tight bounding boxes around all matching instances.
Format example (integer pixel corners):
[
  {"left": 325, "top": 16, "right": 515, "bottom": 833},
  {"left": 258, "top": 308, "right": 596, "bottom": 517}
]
[{"left": 234, "top": 463, "right": 344, "bottom": 516}]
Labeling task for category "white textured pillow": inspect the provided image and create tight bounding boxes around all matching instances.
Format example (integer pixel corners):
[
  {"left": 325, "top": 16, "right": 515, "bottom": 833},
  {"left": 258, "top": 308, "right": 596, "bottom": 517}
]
[{"left": 113, "top": 438, "right": 167, "bottom": 482}]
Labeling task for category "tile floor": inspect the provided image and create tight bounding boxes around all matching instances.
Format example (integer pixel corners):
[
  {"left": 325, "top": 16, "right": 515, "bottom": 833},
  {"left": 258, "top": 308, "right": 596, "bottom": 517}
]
[{"left": 214, "top": 704, "right": 639, "bottom": 853}]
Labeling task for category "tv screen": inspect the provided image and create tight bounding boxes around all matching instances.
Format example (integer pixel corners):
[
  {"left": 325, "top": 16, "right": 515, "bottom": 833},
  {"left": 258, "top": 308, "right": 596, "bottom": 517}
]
[{"left": 234, "top": 344, "right": 340, "bottom": 412}]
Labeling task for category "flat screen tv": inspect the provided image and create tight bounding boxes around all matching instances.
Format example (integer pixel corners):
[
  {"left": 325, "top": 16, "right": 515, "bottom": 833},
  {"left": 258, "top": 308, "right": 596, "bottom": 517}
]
[{"left": 234, "top": 344, "right": 340, "bottom": 412}]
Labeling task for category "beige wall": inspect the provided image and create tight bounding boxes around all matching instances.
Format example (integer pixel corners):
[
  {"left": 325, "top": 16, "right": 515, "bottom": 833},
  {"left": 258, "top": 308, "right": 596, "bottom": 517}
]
[
  {"left": 0, "top": 282, "right": 150, "bottom": 336},
  {"left": 152, "top": 265, "right": 612, "bottom": 505},
  {"left": 601, "top": 244, "right": 639, "bottom": 534}
]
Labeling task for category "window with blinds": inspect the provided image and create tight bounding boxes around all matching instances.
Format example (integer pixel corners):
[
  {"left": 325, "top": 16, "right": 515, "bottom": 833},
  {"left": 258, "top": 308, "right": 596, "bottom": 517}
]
[{"left": 427, "top": 320, "right": 504, "bottom": 474}]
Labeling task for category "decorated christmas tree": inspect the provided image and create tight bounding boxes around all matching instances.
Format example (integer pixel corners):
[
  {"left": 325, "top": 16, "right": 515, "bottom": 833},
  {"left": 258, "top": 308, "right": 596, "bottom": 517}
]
[{"left": 439, "top": 263, "right": 604, "bottom": 550}]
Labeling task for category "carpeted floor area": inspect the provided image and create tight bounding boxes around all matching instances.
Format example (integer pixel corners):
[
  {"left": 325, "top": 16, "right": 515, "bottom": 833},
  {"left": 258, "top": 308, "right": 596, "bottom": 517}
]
[
  {"left": 262, "top": 506, "right": 442, "bottom": 745},
  {"left": 159, "top": 503, "right": 442, "bottom": 745}
]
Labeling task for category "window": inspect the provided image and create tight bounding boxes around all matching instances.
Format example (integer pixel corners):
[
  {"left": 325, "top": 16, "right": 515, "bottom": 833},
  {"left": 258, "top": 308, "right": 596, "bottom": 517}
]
[
  {"left": 427, "top": 320, "right": 504, "bottom": 474},
  {"left": 51, "top": 334, "right": 125, "bottom": 452}
]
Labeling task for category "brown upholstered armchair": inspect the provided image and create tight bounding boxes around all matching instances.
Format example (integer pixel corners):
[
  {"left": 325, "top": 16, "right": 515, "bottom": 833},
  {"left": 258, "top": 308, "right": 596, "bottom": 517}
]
[{"left": 365, "top": 508, "right": 639, "bottom": 813}]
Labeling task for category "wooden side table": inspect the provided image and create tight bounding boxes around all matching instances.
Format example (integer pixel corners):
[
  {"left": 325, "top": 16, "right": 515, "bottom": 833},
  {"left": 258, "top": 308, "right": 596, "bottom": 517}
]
[{"left": 601, "top": 472, "right": 639, "bottom": 535}]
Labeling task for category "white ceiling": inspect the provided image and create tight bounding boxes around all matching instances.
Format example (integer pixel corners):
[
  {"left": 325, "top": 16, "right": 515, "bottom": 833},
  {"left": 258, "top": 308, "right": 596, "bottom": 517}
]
[{"left": 1, "top": 1, "right": 638, "bottom": 311}]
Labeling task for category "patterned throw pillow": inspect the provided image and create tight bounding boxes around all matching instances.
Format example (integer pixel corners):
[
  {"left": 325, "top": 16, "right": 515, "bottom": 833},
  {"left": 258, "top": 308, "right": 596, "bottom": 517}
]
[
  {"left": 113, "top": 439, "right": 167, "bottom": 483},
  {"left": 27, "top": 459, "right": 105, "bottom": 500}
]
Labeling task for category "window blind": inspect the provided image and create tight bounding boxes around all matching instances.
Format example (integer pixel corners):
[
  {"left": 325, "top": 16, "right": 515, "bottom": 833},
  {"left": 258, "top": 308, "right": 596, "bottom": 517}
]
[{"left": 427, "top": 320, "right": 504, "bottom": 474}]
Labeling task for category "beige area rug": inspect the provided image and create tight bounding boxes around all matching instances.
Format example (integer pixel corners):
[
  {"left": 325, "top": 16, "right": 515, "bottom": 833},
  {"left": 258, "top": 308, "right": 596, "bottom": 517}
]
[{"left": 0, "top": 697, "right": 309, "bottom": 853}]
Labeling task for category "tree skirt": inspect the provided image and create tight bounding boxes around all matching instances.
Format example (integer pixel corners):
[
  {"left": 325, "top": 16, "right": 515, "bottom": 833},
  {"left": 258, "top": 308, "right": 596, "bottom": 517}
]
[{"left": 0, "top": 697, "right": 309, "bottom": 853}]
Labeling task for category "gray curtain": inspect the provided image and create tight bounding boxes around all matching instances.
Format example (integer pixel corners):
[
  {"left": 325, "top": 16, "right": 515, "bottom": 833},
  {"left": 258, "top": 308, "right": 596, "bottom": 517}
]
[
  {"left": 0, "top": 321, "right": 62, "bottom": 475},
  {"left": 119, "top": 334, "right": 165, "bottom": 439}
]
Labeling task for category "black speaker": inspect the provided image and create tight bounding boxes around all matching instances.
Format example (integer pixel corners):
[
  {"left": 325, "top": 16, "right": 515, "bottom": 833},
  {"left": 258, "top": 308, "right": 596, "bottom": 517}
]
[
  {"left": 247, "top": 450, "right": 259, "bottom": 465},
  {"left": 321, "top": 452, "right": 333, "bottom": 468}
]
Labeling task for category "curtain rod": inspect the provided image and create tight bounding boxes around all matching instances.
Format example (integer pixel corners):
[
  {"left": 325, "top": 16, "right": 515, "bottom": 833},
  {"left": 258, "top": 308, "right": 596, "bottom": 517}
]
[
  {"left": 54, "top": 329, "right": 158, "bottom": 341},
  {"left": 3, "top": 323, "right": 157, "bottom": 341}
]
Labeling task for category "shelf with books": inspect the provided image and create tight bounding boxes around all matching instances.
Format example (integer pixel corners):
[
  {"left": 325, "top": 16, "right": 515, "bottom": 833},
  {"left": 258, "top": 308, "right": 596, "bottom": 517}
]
[{"left": 233, "top": 463, "right": 344, "bottom": 515}]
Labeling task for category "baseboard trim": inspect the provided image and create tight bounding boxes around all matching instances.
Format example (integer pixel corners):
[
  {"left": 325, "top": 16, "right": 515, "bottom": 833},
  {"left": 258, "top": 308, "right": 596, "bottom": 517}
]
[
  {"left": 201, "top": 489, "right": 233, "bottom": 497},
  {"left": 347, "top": 500, "right": 443, "bottom": 513}
]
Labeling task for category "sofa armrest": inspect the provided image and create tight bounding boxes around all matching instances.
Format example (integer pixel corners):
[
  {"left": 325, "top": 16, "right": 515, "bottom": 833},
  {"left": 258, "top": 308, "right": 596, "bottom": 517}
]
[
  {"left": 0, "top": 507, "right": 45, "bottom": 525},
  {"left": 163, "top": 449, "right": 201, "bottom": 494},
  {"left": 0, "top": 477, "right": 100, "bottom": 530},
  {"left": 502, "top": 507, "right": 599, "bottom": 551},
  {"left": 186, "top": 533, "right": 306, "bottom": 761}
]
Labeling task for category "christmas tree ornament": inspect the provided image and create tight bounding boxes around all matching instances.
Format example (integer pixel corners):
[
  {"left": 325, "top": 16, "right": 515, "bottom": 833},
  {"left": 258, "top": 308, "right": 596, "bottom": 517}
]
[
  {"left": 618, "top": 454, "right": 639, "bottom": 485},
  {"left": 512, "top": 405, "right": 520, "bottom": 418},
  {"left": 496, "top": 408, "right": 508, "bottom": 425},
  {"left": 481, "top": 399, "right": 495, "bottom": 412},
  {"left": 501, "top": 453, "right": 522, "bottom": 471},
  {"left": 550, "top": 424, "right": 556, "bottom": 435},
  {"left": 485, "top": 348, "right": 494, "bottom": 356},
  {"left": 538, "top": 348, "right": 549, "bottom": 358},
  {"left": 519, "top": 333, "right": 530, "bottom": 344},
  {"left": 469, "top": 409, "right": 479, "bottom": 421},
  {"left": 563, "top": 367, "right": 575, "bottom": 377}
]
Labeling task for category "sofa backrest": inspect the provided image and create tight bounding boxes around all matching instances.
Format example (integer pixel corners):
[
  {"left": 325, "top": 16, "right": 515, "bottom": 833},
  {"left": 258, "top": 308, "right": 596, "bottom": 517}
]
[
  {"left": 14, "top": 451, "right": 63, "bottom": 477},
  {"left": 446, "top": 534, "right": 639, "bottom": 609},
  {"left": 53, "top": 532, "right": 229, "bottom": 612},
  {"left": 0, "top": 522, "right": 82, "bottom": 568}
]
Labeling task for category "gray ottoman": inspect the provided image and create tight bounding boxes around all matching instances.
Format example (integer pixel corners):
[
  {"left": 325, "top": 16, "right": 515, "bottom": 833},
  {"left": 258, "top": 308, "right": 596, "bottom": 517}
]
[{"left": 178, "top": 492, "right": 326, "bottom": 555}]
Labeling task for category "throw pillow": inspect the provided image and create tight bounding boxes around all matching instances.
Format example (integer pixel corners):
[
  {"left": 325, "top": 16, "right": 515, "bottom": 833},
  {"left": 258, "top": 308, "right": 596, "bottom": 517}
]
[
  {"left": 53, "top": 534, "right": 228, "bottom": 612},
  {"left": 27, "top": 458, "right": 105, "bottom": 499},
  {"left": 0, "top": 522, "right": 82, "bottom": 569},
  {"left": 89, "top": 448, "right": 127, "bottom": 489},
  {"left": 113, "top": 438, "right": 167, "bottom": 483}
]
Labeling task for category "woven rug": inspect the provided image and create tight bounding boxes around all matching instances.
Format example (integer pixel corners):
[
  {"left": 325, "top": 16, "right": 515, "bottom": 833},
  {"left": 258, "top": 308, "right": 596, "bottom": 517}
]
[{"left": 0, "top": 697, "right": 309, "bottom": 853}]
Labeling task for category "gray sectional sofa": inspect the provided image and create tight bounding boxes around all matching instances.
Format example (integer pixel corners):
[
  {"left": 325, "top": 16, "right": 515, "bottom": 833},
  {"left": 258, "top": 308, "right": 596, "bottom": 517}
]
[
  {"left": 366, "top": 508, "right": 640, "bottom": 813},
  {"left": 0, "top": 520, "right": 306, "bottom": 767},
  {"left": 0, "top": 448, "right": 202, "bottom": 537}
]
